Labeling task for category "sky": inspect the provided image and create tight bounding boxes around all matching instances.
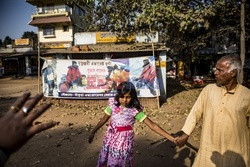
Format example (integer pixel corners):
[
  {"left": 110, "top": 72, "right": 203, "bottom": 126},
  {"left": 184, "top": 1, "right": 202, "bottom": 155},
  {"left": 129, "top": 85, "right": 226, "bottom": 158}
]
[{"left": 0, "top": 0, "right": 36, "bottom": 40}]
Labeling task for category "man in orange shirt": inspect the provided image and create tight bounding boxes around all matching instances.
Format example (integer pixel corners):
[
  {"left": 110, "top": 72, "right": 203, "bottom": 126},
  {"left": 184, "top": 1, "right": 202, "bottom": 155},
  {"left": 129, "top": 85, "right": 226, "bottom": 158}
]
[{"left": 175, "top": 55, "right": 249, "bottom": 167}]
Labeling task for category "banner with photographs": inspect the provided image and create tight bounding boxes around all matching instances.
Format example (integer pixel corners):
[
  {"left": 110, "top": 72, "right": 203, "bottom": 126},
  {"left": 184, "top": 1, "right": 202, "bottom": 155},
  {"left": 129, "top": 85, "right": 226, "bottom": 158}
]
[{"left": 42, "top": 56, "right": 160, "bottom": 99}]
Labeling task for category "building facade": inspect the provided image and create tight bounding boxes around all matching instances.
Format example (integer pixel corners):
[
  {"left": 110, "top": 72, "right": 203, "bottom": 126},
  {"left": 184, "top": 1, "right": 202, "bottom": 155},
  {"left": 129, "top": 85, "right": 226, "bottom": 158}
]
[{"left": 27, "top": 0, "right": 92, "bottom": 49}]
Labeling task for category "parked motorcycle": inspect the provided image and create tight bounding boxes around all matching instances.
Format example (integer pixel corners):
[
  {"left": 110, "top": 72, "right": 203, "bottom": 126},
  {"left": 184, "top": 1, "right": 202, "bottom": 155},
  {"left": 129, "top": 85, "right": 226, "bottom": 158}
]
[{"left": 192, "top": 76, "right": 204, "bottom": 87}]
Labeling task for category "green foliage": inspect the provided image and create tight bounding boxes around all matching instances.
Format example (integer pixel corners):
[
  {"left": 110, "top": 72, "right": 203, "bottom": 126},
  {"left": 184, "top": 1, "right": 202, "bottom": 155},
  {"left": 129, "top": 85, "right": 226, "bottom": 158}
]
[
  {"left": 22, "top": 31, "right": 37, "bottom": 38},
  {"left": 3, "top": 36, "right": 12, "bottom": 47},
  {"left": 0, "top": 39, "right": 3, "bottom": 48},
  {"left": 84, "top": 0, "right": 248, "bottom": 60},
  {"left": 22, "top": 31, "right": 38, "bottom": 48}
]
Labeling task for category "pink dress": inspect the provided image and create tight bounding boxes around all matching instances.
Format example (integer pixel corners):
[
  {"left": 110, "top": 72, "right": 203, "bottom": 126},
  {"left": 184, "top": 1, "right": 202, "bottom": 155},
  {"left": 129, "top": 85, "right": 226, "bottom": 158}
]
[{"left": 97, "top": 98, "right": 140, "bottom": 167}]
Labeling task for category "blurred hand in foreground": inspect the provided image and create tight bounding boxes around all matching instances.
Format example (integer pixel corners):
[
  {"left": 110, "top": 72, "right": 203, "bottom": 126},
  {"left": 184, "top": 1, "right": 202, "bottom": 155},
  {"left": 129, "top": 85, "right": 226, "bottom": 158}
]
[{"left": 0, "top": 92, "right": 58, "bottom": 154}]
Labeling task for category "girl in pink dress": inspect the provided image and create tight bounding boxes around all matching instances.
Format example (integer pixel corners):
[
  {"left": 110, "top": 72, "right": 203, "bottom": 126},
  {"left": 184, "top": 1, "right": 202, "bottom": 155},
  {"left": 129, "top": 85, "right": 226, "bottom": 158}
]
[{"left": 89, "top": 81, "right": 174, "bottom": 167}]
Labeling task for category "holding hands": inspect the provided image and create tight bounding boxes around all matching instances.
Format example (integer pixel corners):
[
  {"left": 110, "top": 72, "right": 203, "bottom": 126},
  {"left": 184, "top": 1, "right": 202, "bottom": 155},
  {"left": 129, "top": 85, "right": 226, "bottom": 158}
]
[{"left": 173, "top": 132, "right": 189, "bottom": 147}]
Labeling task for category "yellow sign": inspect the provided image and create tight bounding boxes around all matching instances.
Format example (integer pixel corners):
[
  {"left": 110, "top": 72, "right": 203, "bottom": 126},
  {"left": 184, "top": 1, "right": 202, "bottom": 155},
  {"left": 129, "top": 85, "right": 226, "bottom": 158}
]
[
  {"left": 41, "top": 42, "right": 71, "bottom": 49},
  {"left": 155, "top": 61, "right": 166, "bottom": 67},
  {"left": 96, "top": 32, "right": 134, "bottom": 43},
  {"left": 160, "top": 61, "right": 166, "bottom": 67},
  {"left": 15, "top": 38, "right": 30, "bottom": 46},
  {"left": 178, "top": 60, "right": 184, "bottom": 78}
]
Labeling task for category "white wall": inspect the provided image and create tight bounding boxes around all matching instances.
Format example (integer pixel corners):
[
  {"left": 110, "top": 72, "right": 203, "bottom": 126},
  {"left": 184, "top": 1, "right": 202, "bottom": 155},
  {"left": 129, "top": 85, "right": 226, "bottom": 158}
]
[
  {"left": 74, "top": 32, "right": 96, "bottom": 45},
  {"left": 39, "top": 25, "right": 73, "bottom": 43},
  {"left": 135, "top": 32, "right": 159, "bottom": 43},
  {"left": 158, "top": 51, "right": 167, "bottom": 101}
]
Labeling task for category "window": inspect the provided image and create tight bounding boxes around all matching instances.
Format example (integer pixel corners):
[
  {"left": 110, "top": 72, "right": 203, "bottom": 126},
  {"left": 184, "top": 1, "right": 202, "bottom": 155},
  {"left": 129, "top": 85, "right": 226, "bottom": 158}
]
[
  {"left": 63, "top": 25, "right": 69, "bottom": 32},
  {"left": 75, "top": 6, "right": 80, "bottom": 15},
  {"left": 75, "top": 5, "right": 85, "bottom": 17},
  {"left": 43, "top": 27, "right": 55, "bottom": 36},
  {"left": 80, "top": 9, "right": 85, "bottom": 17},
  {"left": 66, "top": 5, "right": 72, "bottom": 14}
]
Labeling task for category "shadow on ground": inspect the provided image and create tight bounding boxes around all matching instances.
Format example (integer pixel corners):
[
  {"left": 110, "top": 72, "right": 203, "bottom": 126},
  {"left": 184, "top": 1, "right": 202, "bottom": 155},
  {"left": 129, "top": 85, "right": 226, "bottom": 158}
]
[
  {"left": 136, "top": 136, "right": 197, "bottom": 167},
  {"left": 5, "top": 126, "right": 197, "bottom": 167},
  {"left": 166, "top": 78, "right": 187, "bottom": 98}
]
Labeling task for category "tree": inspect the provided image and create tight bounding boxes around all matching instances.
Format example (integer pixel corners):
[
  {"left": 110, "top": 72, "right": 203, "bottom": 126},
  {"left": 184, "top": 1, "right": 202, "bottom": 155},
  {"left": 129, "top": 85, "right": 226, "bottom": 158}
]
[
  {"left": 3, "top": 36, "right": 12, "bottom": 47},
  {"left": 84, "top": 1, "right": 226, "bottom": 50},
  {"left": 0, "top": 39, "right": 3, "bottom": 48},
  {"left": 84, "top": 0, "right": 249, "bottom": 64},
  {"left": 22, "top": 31, "right": 38, "bottom": 48}
]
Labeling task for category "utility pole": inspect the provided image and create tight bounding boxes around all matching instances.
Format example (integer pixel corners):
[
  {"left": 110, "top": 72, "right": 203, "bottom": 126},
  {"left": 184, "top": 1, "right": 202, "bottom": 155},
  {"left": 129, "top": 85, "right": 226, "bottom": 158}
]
[
  {"left": 239, "top": 0, "right": 246, "bottom": 84},
  {"left": 37, "top": 28, "right": 41, "bottom": 93}
]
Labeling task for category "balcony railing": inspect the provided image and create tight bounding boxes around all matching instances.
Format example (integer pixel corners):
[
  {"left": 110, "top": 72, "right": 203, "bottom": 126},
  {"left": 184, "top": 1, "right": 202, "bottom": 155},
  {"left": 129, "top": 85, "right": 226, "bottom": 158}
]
[{"left": 36, "top": 5, "right": 71, "bottom": 15}]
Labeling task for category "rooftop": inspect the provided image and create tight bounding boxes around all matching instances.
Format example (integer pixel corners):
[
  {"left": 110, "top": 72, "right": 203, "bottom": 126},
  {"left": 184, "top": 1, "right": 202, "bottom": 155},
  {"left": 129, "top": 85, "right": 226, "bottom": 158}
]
[
  {"left": 0, "top": 43, "right": 169, "bottom": 58},
  {"left": 29, "top": 16, "right": 71, "bottom": 26}
]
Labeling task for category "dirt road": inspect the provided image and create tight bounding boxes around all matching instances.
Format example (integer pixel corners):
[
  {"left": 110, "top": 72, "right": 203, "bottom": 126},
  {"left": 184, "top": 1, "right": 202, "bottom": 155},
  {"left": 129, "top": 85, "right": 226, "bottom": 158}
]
[{"left": 0, "top": 76, "right": 204, "bottom": 167}]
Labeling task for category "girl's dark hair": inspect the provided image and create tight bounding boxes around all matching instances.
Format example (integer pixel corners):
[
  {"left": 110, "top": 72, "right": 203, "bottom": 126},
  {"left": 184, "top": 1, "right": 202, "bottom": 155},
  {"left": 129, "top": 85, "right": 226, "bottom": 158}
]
[{"left": 115, "top": 81, "right": 142, "bottom": 111}]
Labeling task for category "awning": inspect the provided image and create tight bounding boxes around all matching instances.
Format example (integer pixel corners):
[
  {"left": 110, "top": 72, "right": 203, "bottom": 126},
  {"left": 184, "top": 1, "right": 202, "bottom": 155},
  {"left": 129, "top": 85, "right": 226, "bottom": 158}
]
[{"left": 29, "top": 16, "right": 71, "bottom": 25}]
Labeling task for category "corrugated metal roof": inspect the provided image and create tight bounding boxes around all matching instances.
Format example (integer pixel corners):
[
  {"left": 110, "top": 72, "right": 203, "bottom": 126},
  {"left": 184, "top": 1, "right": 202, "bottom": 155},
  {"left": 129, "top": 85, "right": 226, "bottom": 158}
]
[
  {"left": 0, "top": 43, "right": 169, "bottom": 57},
  {"left": 40, "top": 43, "right": 169, "bottom": 54},
  {"left": 84, "top": 43, "right": 168, "bottom": 52}
]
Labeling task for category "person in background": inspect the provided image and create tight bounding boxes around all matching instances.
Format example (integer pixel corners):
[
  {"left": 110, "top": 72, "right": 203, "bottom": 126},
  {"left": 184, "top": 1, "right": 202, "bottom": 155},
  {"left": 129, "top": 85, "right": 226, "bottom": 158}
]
[
  {"left": 89, "top": 81, "right": 174, "bottom": 167},
  {"left": 0, "top": 92, "right": 58, "bottom": 166},
  {"left": 174, "top": 55, "right": 250, "bottom": 167}
]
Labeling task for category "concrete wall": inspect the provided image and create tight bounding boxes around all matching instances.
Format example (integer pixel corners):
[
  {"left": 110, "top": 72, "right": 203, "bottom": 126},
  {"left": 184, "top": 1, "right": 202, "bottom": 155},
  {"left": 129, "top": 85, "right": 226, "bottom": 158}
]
[
  {"left": 74, "top": 32, "right": 97, "bottom": 45},
  {"left": 39, "top": 25, "right": 73, "bottom": 43}
]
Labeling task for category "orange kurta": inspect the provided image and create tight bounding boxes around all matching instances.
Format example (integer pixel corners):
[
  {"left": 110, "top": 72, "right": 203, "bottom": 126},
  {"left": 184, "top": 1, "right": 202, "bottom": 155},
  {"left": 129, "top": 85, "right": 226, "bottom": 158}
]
[{"left": 182, "top": 84, "right": 250, "bottom": 167}]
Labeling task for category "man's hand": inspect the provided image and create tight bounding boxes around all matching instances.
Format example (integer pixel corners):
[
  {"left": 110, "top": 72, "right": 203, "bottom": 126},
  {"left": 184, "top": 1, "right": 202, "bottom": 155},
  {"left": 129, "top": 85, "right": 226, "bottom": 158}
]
[
  {"left": 0, "top": 92, "right": 58, "bottom": 154},
  {"left": 174, "top": 132, "right": 189, "bottom": 147}
]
